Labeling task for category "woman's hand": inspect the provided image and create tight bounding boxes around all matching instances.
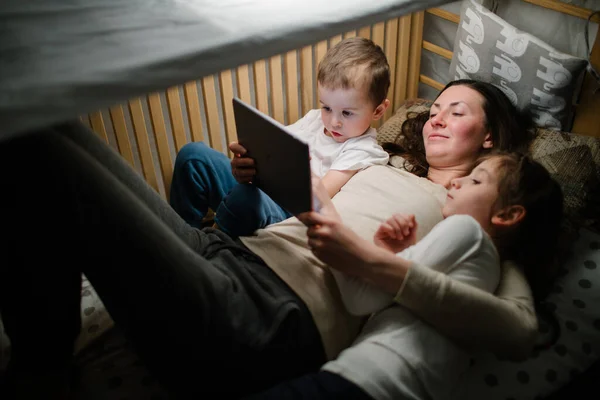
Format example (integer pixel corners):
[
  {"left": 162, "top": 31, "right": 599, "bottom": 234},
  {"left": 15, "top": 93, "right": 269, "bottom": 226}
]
[
  {"left": 373, "top": 213, "right": 418, "bottom": 254},
  {"left": 229, "top": 142, "right": 256, "bottom": 184},
  {"left": 300, "top": 212, "right": 384, "bottom": 276}
]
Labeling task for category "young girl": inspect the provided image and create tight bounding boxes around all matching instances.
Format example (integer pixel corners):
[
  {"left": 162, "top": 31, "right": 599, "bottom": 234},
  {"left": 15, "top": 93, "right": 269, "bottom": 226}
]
[
  {"left": 246, "top": 152, "right": 563, "bottom": 400},
  {"left": 330, "top": 151, "right": 564, "bottom": 317}
]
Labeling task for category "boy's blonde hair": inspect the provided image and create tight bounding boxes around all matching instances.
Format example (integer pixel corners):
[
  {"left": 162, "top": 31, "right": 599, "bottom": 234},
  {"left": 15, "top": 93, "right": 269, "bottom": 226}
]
[{"left": 317, "top": 37, "right": 390, "bottom": 107}]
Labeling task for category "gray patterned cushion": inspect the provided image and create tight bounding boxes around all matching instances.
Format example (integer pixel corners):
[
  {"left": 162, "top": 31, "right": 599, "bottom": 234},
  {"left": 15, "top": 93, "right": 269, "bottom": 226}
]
[
  {"left": 449, "top": 0, "right": 588, "bottom": 131},
  {"left": 531, "top": 130, "right": 600, "bottom": 236}
]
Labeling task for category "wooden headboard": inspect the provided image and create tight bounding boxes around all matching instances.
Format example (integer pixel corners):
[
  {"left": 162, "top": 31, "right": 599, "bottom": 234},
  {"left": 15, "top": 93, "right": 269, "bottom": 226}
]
[{"left": 80, "top": 0, "right": 600, "bottom": 200}]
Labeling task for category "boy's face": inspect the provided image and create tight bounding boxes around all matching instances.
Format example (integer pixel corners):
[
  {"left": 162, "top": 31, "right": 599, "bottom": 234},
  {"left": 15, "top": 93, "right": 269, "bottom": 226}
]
[
  {"left": 318, "top": 84, "right": 384, "bottom": 143},
  {"left": 442, "top": 158, "right": 501, "bottom": 228}
]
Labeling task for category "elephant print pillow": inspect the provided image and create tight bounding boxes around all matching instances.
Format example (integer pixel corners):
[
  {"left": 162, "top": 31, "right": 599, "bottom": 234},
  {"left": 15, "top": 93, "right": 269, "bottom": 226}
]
[{"left": 449, "top": 0, "right": 588, "bottom": 131}]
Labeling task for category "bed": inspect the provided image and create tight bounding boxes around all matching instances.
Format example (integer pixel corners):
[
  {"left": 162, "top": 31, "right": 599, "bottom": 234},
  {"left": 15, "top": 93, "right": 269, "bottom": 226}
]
[{"left": 1, "top": 0, "right": 599, "bottom": 399}]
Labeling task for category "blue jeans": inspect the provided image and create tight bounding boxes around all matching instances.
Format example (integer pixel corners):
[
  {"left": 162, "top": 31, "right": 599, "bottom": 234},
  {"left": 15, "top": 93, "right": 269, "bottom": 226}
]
[{"left": 170, "top": 142, "right": 293, "bottom": 236}]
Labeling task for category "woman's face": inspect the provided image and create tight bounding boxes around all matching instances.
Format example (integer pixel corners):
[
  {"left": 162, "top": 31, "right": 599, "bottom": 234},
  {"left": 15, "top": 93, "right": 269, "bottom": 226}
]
[{"left": 422, "top": 85, "right": 493, "bottom": 169}]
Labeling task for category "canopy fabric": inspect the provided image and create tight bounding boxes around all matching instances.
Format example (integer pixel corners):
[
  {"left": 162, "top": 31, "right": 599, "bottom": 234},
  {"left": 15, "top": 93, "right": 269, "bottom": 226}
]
[{"left": 0, "top": 0, "right": 448, "bottom": 139}]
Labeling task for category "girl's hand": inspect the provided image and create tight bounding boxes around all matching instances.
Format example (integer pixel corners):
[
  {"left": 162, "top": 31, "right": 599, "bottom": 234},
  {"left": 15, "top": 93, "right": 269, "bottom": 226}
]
[
  {"left": 373, "top": 213, "right": 418, "bottom": 253},
  {"left": 229, "top": 142, "right": 256, "bottom": 184}
]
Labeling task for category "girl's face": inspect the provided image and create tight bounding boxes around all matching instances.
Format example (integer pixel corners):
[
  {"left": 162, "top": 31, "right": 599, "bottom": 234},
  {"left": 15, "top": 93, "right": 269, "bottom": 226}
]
[
  {"left": 318, "top": 84, "right": 386, "bottom": 143},
  {"left": 442, "top": 158, "right": 502, "bottom": 228},
  {"left": 423, "top": 85, "right": 493, "bottom": 168}
]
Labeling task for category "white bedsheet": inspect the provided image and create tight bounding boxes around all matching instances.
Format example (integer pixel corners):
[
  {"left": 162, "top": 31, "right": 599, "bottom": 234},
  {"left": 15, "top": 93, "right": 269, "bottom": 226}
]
[{"left": 0, "top": 0, "right": 448, "bottom": 139}]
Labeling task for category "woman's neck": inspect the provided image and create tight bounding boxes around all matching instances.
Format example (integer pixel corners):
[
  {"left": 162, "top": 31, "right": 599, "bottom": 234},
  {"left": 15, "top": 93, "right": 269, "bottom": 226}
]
[{"left": 426, "top": 166, "right": 471, "bottom": 188}]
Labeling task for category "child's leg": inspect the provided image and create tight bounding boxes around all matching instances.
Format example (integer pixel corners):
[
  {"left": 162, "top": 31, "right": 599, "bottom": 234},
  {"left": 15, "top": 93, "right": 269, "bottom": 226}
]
[
  {"left": 169, "top": 142, "right": 237, "bottom": 228},
  {"left": 215, "top": 184, "right": 293, "bottom": 237}
]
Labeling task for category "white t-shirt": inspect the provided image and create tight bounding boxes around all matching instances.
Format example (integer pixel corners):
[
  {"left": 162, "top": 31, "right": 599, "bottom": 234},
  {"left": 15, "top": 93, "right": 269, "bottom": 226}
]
[
  {"left": 332, "top": 214, "right": 501, "bottom": 316},
  {"left": 286, "top": 109, "right": 389, "bottom": 177},
  {"left": 322, "top": 214, "right": 501, "bottom": 400}
]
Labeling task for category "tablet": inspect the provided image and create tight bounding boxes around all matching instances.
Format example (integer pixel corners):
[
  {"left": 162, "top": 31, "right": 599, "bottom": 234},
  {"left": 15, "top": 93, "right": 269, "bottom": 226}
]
[{"left": 232, "top": 97, "right": 313, "bottom": 215}]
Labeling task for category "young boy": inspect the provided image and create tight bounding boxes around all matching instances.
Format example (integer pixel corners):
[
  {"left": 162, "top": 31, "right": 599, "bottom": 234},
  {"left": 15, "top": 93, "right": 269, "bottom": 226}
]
[{"left": 170, "top": 37, "right": 391, "bottom": 237}]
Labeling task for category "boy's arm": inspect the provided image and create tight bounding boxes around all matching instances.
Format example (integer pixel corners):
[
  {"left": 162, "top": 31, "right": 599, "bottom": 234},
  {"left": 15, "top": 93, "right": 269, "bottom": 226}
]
[{"left": 320, "top": 169, "right": 359, "bottom": 198}]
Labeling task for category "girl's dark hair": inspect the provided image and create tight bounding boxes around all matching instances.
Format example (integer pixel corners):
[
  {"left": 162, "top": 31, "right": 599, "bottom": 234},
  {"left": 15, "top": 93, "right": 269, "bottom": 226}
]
[
  {"left": 382, "top": 79, "right": 535, "bottom": 177},
  {"left": 478, "top": 152, "right": 564, "bottom": 302}
]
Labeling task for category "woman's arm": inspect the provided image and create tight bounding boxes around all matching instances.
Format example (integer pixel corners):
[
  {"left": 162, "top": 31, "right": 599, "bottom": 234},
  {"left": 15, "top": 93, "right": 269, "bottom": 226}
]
[
  {"left": 299, "top": 176, "right": 537, "bottom": 360},
  {"left": 301, "top": 213, "right": 537, "bottom": 361},
  {"left": 396, "top": 261, "right": 537, "bottom": 361}
]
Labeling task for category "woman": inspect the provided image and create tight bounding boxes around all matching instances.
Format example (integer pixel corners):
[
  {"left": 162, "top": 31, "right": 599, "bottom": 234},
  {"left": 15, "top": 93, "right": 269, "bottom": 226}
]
[
  {"left": 0, "top": 80, "right": 534, "bottom": 399},
  {"left": 244, "top": 151, "right": 563, "bottom": 400}
]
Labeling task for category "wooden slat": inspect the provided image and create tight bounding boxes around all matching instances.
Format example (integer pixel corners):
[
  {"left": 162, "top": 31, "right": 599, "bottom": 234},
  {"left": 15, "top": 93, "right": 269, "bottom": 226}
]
[
  {"left": 420, "top": 74, "right": 445, "bottom": 91},
  {"left": 571, "top": 29, "right": 600, "bottom": 138},
  {"left": 128, "top": 97, "right": 159, "bottom": 194},
  {"left": 358, "top": 26, "right": 371, "bottom": 39},
  {"left": 183, "top": 81, "right": 205, "bottom": 143},
  {"left": 523, "top": 0, "right": 600, "bottom": 22},
  {"left": 166, "top": 86, "right": 187, "bottom": 152},
  {"left": 269, "top": 55, "right": 285, "bottom": 124},
  {"left": 314, "top": 39, "right": 329, "bottom": 96},
  {"left": 300, "top": 45, "right": 314, "bottom": 115},
  {"left": 236, "top": 64, "right": 254, "bottom": 106},
  {"left": 314, "top": 40, "right": 328, "bottom": 106},
  {"left": 423, "top": 40, "right": 453, "bottom": 60},
  {"left": 407, "top": 11, "right": 425, "bottom": 99},
  {"left": 394, "top": 15, "right": 412, "bottom": 108},
  {"left": 79, "top": 115, "right": 91, "bottom": 129},
  {"left": 201, "top": 75, "right": 224, "bottom": 153},
  {"left": 329, "top": 34, "right": 343, "bottom": 48},
  {"left": 89, "top": 111, "right": 109, "bottom": 143},
  {"left": 147, "top": 93, "right": 174, "bottom": 195},
  {"left": 372, "top": 21, "right": 385, "bottom": 50},
  {"left": 343, "top": 30, "right": 357, "bottom": 39},
  {"left": 372, "top": 21, "right": 386, "bottom": 128},
  {"left": 426, "top": 8, "right": 459, "bottom": 24},
  {"left": 108, "top": 105, "right": 134, "bottom": 168},
  {"left": 384, "top": 18, "right": 399, "bottom": 122},
  {"left": 284, "top": 49, "right": 300, "bottom": 124},
  {"left": 253, "top": 59, "right": 269, "bottom": 115},
  {"left": 219, "top": 69, "right": 237, "bottom": 149}
]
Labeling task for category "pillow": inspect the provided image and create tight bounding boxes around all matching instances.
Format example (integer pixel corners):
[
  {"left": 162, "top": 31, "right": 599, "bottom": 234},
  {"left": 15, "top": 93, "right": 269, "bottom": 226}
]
[
  {"left": 531, "top": 129, "right": 600, "bottom": 237},
  {"left": 449, "top": 0, "right": 588, "bottom": 131},
  {"left": 461, "top": 227, "right": 600, "bottom": 400},
  {"left": 377, "top": 99, "right": 432, "bottom": 147}
]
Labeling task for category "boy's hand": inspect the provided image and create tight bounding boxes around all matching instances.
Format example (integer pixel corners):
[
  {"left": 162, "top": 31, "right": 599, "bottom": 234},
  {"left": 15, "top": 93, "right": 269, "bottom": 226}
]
[
  {"left": 373, "top": 213, "right": 418, "bottom": 253},
  {"left": 229, "top": 142, "right": 256, "bottom": 184}
]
